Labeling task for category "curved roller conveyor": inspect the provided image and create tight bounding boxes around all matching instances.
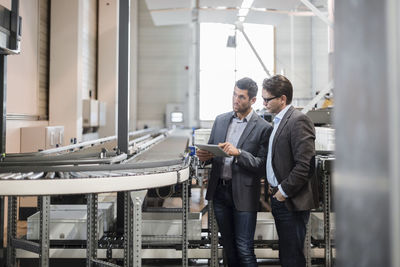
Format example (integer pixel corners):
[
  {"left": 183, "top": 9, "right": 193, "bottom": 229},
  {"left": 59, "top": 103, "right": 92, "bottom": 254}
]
[
  {"left": 0, "top": 167, "right": 189, "bottom": 195},
  {"left": 0, "top": 129, "right": 191, "bottom": 196}
]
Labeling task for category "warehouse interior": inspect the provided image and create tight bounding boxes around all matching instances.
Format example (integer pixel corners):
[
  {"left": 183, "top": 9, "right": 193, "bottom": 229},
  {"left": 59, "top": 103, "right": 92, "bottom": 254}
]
[{"left": 0, "top": 0, "right": 398, "bottom": 266}]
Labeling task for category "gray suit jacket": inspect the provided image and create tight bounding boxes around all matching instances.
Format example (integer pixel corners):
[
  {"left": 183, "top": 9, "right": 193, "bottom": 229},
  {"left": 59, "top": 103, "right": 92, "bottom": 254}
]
[
  {"left": 271, "top": 106, "right": 319, "bottom": 211},
  {"left": 205, "top": 111, "right": 272, "bottom": 212}
]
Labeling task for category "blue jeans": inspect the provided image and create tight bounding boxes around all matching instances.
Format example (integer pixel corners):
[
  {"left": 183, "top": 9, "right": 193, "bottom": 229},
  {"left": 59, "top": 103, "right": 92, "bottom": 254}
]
[
  {"left": 213, "top": 183, "right": 258, "bottom": 267},
  {"left": 271, "top": 197, "right": 310, "bottom": 267}
]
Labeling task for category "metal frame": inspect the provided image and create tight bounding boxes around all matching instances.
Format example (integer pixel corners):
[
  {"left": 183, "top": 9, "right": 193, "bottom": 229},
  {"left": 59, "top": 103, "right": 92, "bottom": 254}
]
[
  {"left": 9, "top": 0, "right": 20, "bottom": 51},
  {"left": 208, "top": 200, "right": 219, "bottom": 267},
  {"left": 38, "top": 196, "right": 50, "bottom": 267},
  {"left": 0, "top": 158, "right": 185, "bottom": 174},
  {"left": 300, "top": 0, "right": 333, "bottom": 27},
  {"left": 322, "top": 158, "right": 333, "bottom": 267},
  {"left": 85, "top": 190, "right": 146, "bottom": 267},
  {"left": 182, "top": 180, "right": 189, "bottom": 267},
  {"left": 0, "top": 153, "right": 127, "bottom": 167},
  {"left": 131, "top": 191, "right": 145, "bottom": 267},
  {"left": 117, "top": 0, "right": 130, "bottom": 154},
  {"left": 123, "top": 191, "right": 132, "bottom": 267},
  {"left": 86, "top": 194, "right": 98, "bottom": 267},
  {"left": 6, "top": 196, "right": 17, "bottom": 267}
]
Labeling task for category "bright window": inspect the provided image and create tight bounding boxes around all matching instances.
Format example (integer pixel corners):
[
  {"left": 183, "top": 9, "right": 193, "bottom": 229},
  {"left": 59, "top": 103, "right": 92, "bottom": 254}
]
[{"left": 199, "top": 23, "right": 274, "bottom": 121}]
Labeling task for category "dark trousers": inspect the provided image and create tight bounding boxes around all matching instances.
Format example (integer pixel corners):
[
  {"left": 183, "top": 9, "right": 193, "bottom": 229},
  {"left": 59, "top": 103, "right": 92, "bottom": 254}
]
[
  {"left": 271, "top": 197, "right": 310, "bottom": 267},
  {"left": 213, "top": 182, "right": 258, "bottom": 267}
]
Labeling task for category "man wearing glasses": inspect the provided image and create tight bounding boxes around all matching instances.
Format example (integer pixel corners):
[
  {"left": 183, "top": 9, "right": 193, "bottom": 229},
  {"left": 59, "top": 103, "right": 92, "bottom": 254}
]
[
  {"left": 262, "top": 75, "right": 319, "bottom": 267},
  {"left": 197, "top": 77, "right": 272, "bottom": 267}
]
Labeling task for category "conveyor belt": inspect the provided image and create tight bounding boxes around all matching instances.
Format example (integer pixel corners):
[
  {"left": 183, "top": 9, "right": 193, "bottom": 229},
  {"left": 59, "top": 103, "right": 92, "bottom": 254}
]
[
  {"left": 0, "top": 130, "right": 190, "bottom": 196},
  {"left": 128, "top": 135, "right": 189, "bottom": 163}
]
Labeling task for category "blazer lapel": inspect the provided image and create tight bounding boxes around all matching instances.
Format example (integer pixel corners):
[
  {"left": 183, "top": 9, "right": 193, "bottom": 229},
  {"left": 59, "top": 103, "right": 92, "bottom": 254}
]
[
  {"left": 237, "top": 113, "right": 257, "bottom": 148},
  {"left": 272, "top": 106, "right": 295, "bottom": 150}
]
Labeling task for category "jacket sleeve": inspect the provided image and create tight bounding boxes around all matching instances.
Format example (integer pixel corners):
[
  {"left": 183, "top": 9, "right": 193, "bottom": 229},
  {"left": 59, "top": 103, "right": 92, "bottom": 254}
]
[
  {"left": 235, "top": 124, "right": 272, "bottom": 176},
  {"left": 280, "top": 116, "right": 315, "bottom": 197}
]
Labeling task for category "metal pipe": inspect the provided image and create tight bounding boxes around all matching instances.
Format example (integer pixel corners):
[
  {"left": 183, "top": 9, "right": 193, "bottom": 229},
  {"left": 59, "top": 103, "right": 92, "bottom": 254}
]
[
  {"left": 0, "top": 154, "right": 127, "bottom": 167},
  {"left": 301, "top": 81, "right": 333, "bottom": 114},
  {"left": 0, "top": 158, "right": 186, "bottom": 174},
  {"left": 236, "top": 23, "right": 271, "bottom": 78},
  {"left": 300, "top": 0, "right": 333, "bottom": 27}
]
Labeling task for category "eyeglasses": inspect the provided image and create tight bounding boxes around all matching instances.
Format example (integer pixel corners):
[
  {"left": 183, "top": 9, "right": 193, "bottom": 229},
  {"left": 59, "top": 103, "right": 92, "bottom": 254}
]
[{"left": 262, "top": 95, "right": 280, "bottom": 103}]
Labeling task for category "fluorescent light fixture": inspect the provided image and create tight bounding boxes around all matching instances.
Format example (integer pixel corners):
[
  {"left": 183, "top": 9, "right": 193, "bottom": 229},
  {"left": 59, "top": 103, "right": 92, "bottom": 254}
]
[
  {"left": 241, "top": 0, "right": 254, "bottom": 9},
  {"left": 238, "top": 8, "right": 250, "bottom": 17}
]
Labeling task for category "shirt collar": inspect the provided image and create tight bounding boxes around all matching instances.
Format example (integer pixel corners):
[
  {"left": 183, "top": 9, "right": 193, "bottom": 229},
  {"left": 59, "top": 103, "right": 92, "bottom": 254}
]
[
  {"left": 275, "top": 104, "right": 292, "bottom": 122},
  {"left": 233, "top": 109, "right": 253, "bottom": 122}
]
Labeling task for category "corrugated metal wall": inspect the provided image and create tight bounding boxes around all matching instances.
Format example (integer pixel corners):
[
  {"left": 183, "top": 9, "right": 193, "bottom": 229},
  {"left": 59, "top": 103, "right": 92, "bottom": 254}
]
[{"left": 38, "top": 0, "right": 50, "bottom": 118}]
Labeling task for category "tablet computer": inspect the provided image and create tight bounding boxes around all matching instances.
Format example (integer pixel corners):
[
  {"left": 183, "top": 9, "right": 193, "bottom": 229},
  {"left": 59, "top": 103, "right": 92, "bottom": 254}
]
[{"left": 195, "top": 144, "right": 230, "bottom": 157}]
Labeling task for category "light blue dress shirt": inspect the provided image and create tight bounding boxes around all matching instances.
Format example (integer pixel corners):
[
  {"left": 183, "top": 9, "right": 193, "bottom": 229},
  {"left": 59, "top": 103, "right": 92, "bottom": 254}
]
[
  {"left": 221, "top": 110, "right": 253, "bottom": 180},
  {"left": 266, "top": 105, "right": 292, "bottom": 197}
]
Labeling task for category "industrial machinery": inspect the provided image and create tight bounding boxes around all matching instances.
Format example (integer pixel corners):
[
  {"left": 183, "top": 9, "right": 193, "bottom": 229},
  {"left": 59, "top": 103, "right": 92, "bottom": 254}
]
[{"left": 0, "top": 128, "right": 192, "bottom": 266}]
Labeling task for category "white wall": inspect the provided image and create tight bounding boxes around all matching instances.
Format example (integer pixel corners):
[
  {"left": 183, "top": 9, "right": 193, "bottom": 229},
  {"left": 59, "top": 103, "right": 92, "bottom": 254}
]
[
  {"left": 49, "top": 0, "right": 97, "bottom": 144},
  {"left": 0, "top": 0, "right": 52, "bottom": 152},
  {"left": 130, "top": 0, "right": 139, "bottom": 131},
  {"left": 2, "top": 0, "right": 40, "bottom": 115},
  {"left": 311, "top": 16, "right": 329, "bottom": 96},
  {"left": 49, "top": 0, "right": 83, "bottom": 144},
  {"left": 275, "top": 15, "right": 313, "bottom": 106},
  {"left": 137, "top": 0, "right": 191, "bottom": 129},
  {"left": 98, "top": 0, "right": 119, "bottom": 137}
]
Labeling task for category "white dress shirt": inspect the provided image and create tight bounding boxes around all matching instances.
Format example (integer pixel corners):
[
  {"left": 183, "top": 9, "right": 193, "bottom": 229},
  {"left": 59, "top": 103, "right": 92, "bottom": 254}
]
[{"left": 266, "top": 104, "right": 292, "bottom": 197}]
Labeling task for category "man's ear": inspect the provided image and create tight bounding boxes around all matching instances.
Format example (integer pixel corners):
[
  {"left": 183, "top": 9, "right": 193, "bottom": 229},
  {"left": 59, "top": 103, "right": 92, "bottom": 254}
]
[
  {"left": 281, "top": 95, "right": 287, "bottom": 104},
  {"left": 251, "top": 97, "right": 257, "bottom": 105}
]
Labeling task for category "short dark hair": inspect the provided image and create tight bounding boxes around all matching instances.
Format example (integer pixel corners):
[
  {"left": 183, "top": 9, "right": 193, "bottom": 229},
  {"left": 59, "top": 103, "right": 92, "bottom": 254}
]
[
  {"left": 262, "top": 75, "right": 293, "bottom": 104},
  {"left": 235, "top": 77, "right": 258, "bottom": 99}
]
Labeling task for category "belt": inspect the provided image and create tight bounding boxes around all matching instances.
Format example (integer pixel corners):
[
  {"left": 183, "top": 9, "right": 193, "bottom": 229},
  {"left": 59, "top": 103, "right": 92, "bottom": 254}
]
[
  {"left": 268, "top": 185, "right": 279, "bottom": 195},
  {"left": 218, "top": 179, "right": 232, "bottom": 186}
]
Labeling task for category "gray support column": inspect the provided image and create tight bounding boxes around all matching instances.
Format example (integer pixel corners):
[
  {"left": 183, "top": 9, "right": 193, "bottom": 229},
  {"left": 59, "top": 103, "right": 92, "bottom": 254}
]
[
  {"left": 123, "top": 191, "right": 132, "bottom": 267},
  {"left": 387, "top": 1, "right": 400, "bottom": 266},
  {"left": 117, "top": 0, "right": 130, "bottom": 153},
  {"left": 182, "top": 180, "right": 189, "bottom": 267},
  {"left": 6, "top": 196, "right": 17, "bottom": 267},
  {"left": 86, "top": 194, "right": 98, "bottom": 267},
  {"left": 10, "top": 0, "right": 20, "bottom": 50},
  {"left": 117, "top": 0, "right": 131, "bottom": 233},
  {"left": 334, "top": 1, "right": 395, "bottom": 266},
  {"left": 208, "top": 200, "right": 219, "bottom": 267},
  {"left": 39, "top": 196, "right": 50, "bottom": 267}
]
